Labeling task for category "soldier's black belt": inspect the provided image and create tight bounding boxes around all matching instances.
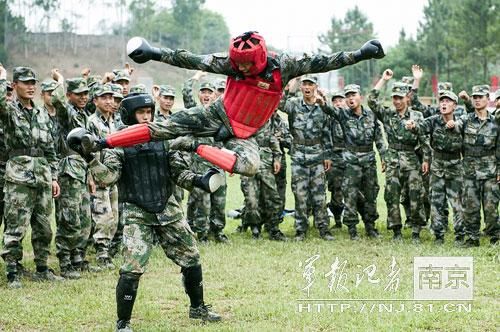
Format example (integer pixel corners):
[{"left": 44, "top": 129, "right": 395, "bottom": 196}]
[
  {"left": 9, "top": 148, "right": 45, "bottom": 158},
  {"left": 464, "top": 148, "right": 495, "bottom": 157},
  {"left": 389, "top": 143, "right": 415, "bottom": 151},
  {"left": 347, "top": 145, "right": 372, "bottom": 153},
  {"left": 293, "top": 138, "right": 322, "bottom": 146},
  {"left": 433, "top": 150, "right": 461, "bottom": 161}
]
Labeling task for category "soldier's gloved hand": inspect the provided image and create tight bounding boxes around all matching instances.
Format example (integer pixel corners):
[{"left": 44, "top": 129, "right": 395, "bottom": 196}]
[
  {"left": 126, "top": 37, "right": 162, "bottom": 64},
  {"left": 169, "top": 135, "right": 200, "bottom": 152},
  {"left": 193, "top": 168, "right": 224, "bottom": 193},
  {"left": 67, "top": 128, "right": 96, "bottom": 162},
  {"left": 353, "top": 40, "right": 385, "bottom": 62}
]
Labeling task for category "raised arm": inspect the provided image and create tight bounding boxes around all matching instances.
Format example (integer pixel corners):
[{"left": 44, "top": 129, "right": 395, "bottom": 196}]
[
  {"left": 182, "top": 71, "right": 206, "bottom": 108},
  {"left": 127, "top": 37, "right": 234, "bottom": 75},
  {"left": 368, "top": 69, "right": 393, "bottom": 120},
  {"left": 280, "top": 40, "right": 384, "bottom": 83}
]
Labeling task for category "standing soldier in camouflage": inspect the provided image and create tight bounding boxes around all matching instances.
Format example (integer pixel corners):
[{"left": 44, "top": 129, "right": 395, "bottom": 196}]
[
  {"left": 214, "top": 78, "right": 226, "bottom": 98},
  {"left": 452, "top": 85, "right": 499, "bottom": 246},
  {"left": 182, "top": 76, "right": 228, "bottom": 242},
  {"left": 41, "top": 77, "right": 83, "bottom": 278},
  {"left": 321, "top": 84, "right": 387, "bottom": 240},
  {"left": 0, "top": 66, "right": 63, "bottom": 288},
  {"left": 415, "top": 91, "right": 465, "bottom": 244},
  {"left": 87, "top": 84, "right": 119, "bottom": 268},
  {"left": 327, "top": 90, "right": 347, "bottom": 228},
  {"left": 0, "top": 80, "right": 12, "bottom": 229},
  {"left": 51, "top": 72, "right": 95, "bottom": 272},
  {"left": 240, "top": 118, "right": 287, "bottom": 240},
  {"left": 68, "top": 93, "right": 223, "bottom": 331},
  {"left": 153, "top": 84, "right": 176, "bottom": 121},
  {"left": 86, "top": 32, "right": 384, "bottom": 178},
  {"left": 271, "top": 111, "right": 291, "bottom": 224},
  {"left": 369, "top": 69, "right": 428, "bottom": 242},
  {"left": 112, "top": 69, "right": 131, "bottom": 97},
  {"left": 284, "top": 75, "right": 334, "bottom": 241}
]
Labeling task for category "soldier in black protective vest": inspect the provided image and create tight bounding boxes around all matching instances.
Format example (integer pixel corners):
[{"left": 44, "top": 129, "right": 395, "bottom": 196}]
[{"left": 67, "top": 93, "right": 223, "bottom": 331}]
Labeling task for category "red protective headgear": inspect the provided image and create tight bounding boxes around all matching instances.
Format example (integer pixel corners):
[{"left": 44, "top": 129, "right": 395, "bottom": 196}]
[{"left": 229, "top": 31, "right": 268, "bottom": 76}]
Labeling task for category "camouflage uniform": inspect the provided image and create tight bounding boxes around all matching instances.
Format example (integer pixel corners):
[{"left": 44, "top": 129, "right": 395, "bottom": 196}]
[
  {"left": 284, "top": 80, "right": 333, "bottom": 239},
  {"left": 271, "top": 112, "right": 291, "bottom": 218},
  {"left": 87, "top": 84, "right": 119, "bottom": 262},
  {"left": 368, "top": 83, "right": 428, "bottom": 235},
  {"left": 418, "top": 92, "right": 465, "bottom": 242},
  {"left": 456, "top": 85, "right": 500, "bottom": 245},
  {"left": 0, "top": 69, "right": 59, "bottom": 279},
  {"left": 322, "top": 85, "right": 387, "bottom": 238},
  {"left": 51, "top": 78, "right": 93, "bottom": 271},
  {"left": 240, "top": 119, "right": 285, "bottom": 239},
  {"left": 182, "top": 80, "right": 227, "bottom": 241},
  {"left": 142, "top": 46, "right": 362, "bottom": 177},
  {"left": 326, "top": 91, "right": 347, "bottom": 225},
  {"left": 88, "top": 139, "right": 219, "bottom": 327}
]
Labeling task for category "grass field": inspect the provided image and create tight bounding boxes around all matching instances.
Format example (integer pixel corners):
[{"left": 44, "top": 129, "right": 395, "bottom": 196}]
[{"left": 0, "top": 161, "right": 498, "bottom": 332}]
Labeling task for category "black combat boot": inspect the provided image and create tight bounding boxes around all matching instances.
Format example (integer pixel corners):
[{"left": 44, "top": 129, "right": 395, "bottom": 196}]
[
  {"left": 116, "top": 273, "right": 140, "bottom": 332},
  {"left": 182, "top": 265, "right": 221, "bottom": 322},
  {"left": 392, "top": 226, "right": 403, "bottom": 241},
  {"left": 348, "top": 226, "right": 360, "bottom": 241}
]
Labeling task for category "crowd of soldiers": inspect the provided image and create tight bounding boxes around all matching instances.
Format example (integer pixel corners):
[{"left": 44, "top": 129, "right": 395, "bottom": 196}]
[{"left": 0, "top": 61, "right": 498, "bottom": 295}]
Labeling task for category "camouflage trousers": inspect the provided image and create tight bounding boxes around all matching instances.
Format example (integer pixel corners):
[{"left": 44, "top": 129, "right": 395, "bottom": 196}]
[
  {"left": 462, "top": 177, "right": 500, "bottom": 241},
  {"left": 110, "top": 201, "right": 125, "bottom": 257},
  {"left": 120, "top": 206, "right": 199, "bottom": 275},
  {"left": 186, "top": 182, "right": 227, "bottom": 234},
  {"left": 384, "top": 165, "right": 426, "bottom": 231},
  {"left": 343, "top": 162, "right": 379, "bottom": 227},
  {"left": 91, "top": 184, "right": 119, "bottom": 259},
  {"left": 241, "top": 166, "right": 282, "bottom": 230},
  {"left": 1, "top": 181, "right": 53, "bottom": 273},
  {"left": 151, "top": 104, "right": 260, "bottom": 176},
  {"left": 55, "top": 175, "right": 92, "bottom": 268},
  {"left": 291, "top": 163, "right": 329, "bottom": 233},
  {"left": 326, "top": 152, "right": 345, "bottom": 223},
  {"left": 275, "top": 154, "right": 287, "bottom": 213},
  {"left": 429, "top": 174, "right": 465, "bottom": 238},
  {"left": 0, "top": 166, "right": 5, "bottom": 228}
]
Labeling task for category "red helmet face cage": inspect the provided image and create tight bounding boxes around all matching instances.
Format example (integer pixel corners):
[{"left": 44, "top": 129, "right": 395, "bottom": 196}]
[{"left": 229, "top": 32, "right": 268, "bottom": 76}]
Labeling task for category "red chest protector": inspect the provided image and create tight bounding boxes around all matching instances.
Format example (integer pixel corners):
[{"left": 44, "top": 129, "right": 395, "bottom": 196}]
[{"left": 223, "top": 70, "right": 282, "bottom": 138}]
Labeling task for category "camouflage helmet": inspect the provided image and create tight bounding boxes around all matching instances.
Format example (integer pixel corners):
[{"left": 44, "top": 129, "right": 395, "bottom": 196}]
[
  {"left": 391, "top": 82, "right": 409, "bottom": 97},
  {"left": 159, "top": 84, "right": 176, "bottom": 97},
  {"left": 66, "top": 77, "right": 89, "bottom": 94},
  {"left": 471, "top": 84, "right": 490, "bottom": 97},
  {"left": 439, "top": 90, "right": 458, "bottom": 103},
  {"left": 129, "top": 83, "right": 147, "bottom": 94},
  {"left": 344, "top": 84, "right": 360, "bottom": 95},
  {"left": 110, "top": 83, "right": 124, "bottom": 99},
  {"left": 300, "top": 74, "right": 318, "bottom": 84},
  {"left": 40, "top": 79, "right": 58, "bottom": 92},
  {"left": 112, "top": 69, "right": 130, "bottom": 83},
  {"left": 199, "top": 81, "right": 215, "bottom": 92},
  {"left": 13, "top": 67, "right": 38, "bottom": 82},
  {"left": 87, "top": 75, "right": 102, "bottom": 88}
]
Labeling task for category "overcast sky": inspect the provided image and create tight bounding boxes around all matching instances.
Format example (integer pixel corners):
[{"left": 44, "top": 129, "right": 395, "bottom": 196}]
[
  {"left": 19, "top": 0, "right": 427, "bottom": 53},
  {"left": 203, "top": 0, "right": 427, "bottom": 52}
]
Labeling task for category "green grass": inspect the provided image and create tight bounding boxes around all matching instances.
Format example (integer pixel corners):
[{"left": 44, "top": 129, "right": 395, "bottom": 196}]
[{"left": 0, "top": 162, "right": 498, "bottom": 332}]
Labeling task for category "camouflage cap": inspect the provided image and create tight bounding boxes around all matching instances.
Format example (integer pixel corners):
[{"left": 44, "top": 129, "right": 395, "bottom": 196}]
[
  {"left": 110, "top": 83, "right": 124, "bottom": 99},
  {"left": 471, "top": 84, "right": 490, "bottom": 97},
  {"left": 330, "top": 90, "right": 345, "bottom": 99},
  {"left": 13, "top": 66, "right": 38, "bottom": 82},
  {"left": 199, "top": 81, "right": 215, "bottom": 92},
  {"left": 6, "top": 80, "right": 13, "bottom": 91},
  {"left": 300, "top": 74, "right": 318, "bottom": 84},
  {"left": 215, "top": 78, "right": 226, "bottom": 90},
  {"left": 391, "top": 82, "right": 409, "bottom": 97},
  {"left": 439, "top": 90, "right": 458, "bottom": 103},
  {"left": 438, "top": 82, "right": 453, "bottom": 92},
  {"left": 494, "top": 89, "right": 500, "bottom": 100},
  {"left": 94, "top": 83, "right": 114, "bottom": 97},
  {"left": 112, "top": 69, "right": 130, "bottom": 82},
  {"left": 401, "top": 76, "right": 414, "bottom": 85},
  {"left": 66, "top": 77, "right": 89, "bottom": 93},
  {"left": 87, "top": 75, "right": 102, "bottom": 88},
  {"left": 40, "top": 79, "right": 58, "bottom": 92},
  {"left": 344, "top": 84, "right": 360, "bottom": 95},
  {"left": 159, "top": 84, "right": 176, "bottom": 97},
  {"left": 129, "top": 83, "right": 146, "bottom": 94}
]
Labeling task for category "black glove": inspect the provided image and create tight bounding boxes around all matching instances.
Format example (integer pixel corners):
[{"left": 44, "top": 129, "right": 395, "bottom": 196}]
[
  {"left": 67, "top": 128, "right": 95, "bottom": 162},
  {"left": 353, "top": 40, "right": 385, "bottom": 62},
  {"left": 126, "top": 37, "right": 162, "bottom": 64},
  {"left": 193, "top": 168, "right": 224, "bottom": 193}
]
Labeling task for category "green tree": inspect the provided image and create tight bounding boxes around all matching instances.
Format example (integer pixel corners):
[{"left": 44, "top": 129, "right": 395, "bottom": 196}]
[
  {"left": 319, "top": 6, "right": 377, "bottom": 91},
  {"left": 0, "top": 0, "right": 27, "bottom": 63}
]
